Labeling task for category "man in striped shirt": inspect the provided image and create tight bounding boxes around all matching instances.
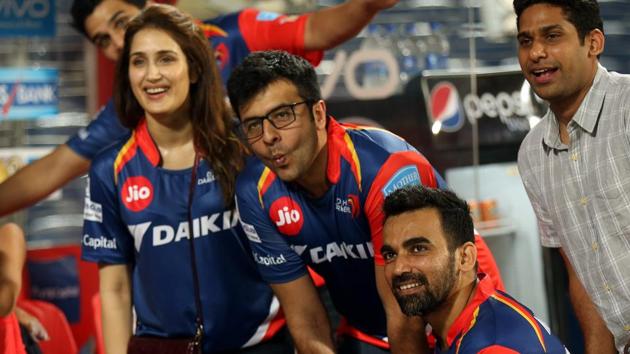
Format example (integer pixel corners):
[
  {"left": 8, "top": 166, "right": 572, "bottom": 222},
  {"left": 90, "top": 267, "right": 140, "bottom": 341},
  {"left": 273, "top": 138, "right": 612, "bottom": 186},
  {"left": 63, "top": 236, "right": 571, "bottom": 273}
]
[{"left": 515, "top": 0, "right": 630, "bottom": 352}]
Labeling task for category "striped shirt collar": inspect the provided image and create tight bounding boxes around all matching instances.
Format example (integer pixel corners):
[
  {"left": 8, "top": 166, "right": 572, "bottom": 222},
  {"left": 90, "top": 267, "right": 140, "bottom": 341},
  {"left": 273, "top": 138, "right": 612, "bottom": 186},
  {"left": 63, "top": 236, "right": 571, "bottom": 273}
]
[{"left": 543, "top": 63, "right": 609, "bottom": 150}]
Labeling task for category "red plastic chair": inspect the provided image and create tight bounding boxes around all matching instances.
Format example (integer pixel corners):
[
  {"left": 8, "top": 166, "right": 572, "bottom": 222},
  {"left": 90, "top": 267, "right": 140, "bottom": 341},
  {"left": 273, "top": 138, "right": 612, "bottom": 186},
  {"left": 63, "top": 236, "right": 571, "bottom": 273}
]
[
  {"left": 92, "top": 294, "right": 105, "bottom": 354},
  {"left": 17, "top": 299, "right": 78, "bottom": 354}
]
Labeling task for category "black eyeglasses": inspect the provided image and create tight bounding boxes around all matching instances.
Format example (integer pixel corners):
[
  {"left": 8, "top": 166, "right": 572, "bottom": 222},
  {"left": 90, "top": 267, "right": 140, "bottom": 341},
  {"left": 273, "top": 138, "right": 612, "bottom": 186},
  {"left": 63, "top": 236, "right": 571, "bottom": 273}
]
[{"left": 239, "top": 101, "right": 311, "bottom": 142}]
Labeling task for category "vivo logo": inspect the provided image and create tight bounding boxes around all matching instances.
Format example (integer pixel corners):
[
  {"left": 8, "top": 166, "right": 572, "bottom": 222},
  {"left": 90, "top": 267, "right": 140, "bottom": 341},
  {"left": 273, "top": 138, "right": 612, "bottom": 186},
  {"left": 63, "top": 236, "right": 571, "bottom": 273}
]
[{"left": 0, "top": 0, "right": 50, "bottom": 19}]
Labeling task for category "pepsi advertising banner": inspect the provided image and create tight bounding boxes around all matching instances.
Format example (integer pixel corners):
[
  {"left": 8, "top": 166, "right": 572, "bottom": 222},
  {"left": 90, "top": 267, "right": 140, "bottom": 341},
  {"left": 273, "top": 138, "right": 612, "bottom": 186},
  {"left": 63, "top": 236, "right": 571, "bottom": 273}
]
[
  {"left": 0, "top": 68, "right": 59, "bottom": 120},
  {"left": 0, "top": 0, "right": 56, "bottom": 37},
  {"left": 27, "top": 255, "right": 81, "bottom": 323},
  {"left": 421, "top": 67, "right": 537, "bottom": 149}
]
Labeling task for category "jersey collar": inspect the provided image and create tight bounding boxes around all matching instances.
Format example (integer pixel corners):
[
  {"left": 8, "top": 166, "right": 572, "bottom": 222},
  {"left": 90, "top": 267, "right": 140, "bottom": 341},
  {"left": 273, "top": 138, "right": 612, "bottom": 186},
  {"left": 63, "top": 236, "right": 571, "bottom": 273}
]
[
  {"left": 443, "top": 273, "right": 495, "bottom": 348},
  {"left": 135, "top": 118, "right": 162, "bottom": 167},
  {"left": 326, "top": 117, "right": 362, "bottom": 190}
]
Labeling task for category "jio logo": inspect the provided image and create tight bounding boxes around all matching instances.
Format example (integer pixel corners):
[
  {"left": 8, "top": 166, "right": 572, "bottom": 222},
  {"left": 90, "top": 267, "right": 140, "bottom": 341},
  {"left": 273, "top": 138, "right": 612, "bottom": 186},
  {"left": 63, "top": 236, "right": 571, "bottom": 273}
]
[
  {"left": 121, "top": 176, "right": 154, "bottom": 212},
  {"left": 269, "top": 197, "right": 304, "bottom": 236}
]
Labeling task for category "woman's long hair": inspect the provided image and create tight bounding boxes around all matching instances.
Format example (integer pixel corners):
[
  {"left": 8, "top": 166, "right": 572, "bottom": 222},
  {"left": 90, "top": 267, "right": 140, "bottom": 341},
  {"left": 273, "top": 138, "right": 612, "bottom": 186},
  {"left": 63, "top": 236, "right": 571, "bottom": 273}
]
[{"left": 114, "top": 4, "right": 244, "bottom": 206}]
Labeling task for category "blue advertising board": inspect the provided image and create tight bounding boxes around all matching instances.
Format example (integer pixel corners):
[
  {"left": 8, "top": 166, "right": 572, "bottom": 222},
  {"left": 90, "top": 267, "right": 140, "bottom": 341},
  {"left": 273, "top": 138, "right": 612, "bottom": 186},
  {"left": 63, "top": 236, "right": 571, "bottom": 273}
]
[
  {"left": 0, "top": 0, "right": 56, "bottom": 37},
  {"left": 0, "top": 68, "right": 59, "bottom": 120}
]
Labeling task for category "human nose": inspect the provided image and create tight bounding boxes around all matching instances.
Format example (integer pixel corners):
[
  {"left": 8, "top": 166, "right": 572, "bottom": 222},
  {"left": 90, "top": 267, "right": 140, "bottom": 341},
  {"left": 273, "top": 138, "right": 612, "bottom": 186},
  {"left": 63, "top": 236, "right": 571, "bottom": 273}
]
[
  {"left": 146, "top": 62, "right": 162, "bottom": 81},
  {"left": 392, "top": 255, "right": 413, "bottom": 276},
  {"left": 260, "top": 118, "right": 280, "bottom": 145},
  {"left": 529, "top": 40, "right": 547, "bottom": 62}
]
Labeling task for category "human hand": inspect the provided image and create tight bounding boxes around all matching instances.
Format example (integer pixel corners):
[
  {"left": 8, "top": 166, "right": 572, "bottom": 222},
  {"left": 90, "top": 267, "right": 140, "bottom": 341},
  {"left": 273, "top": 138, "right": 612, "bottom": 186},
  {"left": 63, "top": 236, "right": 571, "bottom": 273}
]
[{"left": 15, "top": 306, "right": 50, "bottom": 342}]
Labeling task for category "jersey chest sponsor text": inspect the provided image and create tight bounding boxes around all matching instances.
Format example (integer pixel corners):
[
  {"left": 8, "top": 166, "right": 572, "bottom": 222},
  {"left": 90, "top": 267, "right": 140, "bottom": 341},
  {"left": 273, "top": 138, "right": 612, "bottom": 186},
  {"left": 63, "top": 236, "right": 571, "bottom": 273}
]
[
  {"left": 129, "top": 210, "right": 239, "bottom": 248},
  {"left": 292, "top": 241, "right": 374, "bottom": 264}
]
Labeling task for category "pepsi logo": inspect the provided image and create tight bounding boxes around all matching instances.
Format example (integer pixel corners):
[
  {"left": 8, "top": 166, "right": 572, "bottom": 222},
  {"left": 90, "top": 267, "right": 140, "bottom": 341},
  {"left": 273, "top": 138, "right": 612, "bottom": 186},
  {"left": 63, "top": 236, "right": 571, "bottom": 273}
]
[
  {"left": 429, "top": 82, "right": 464, "bottom": 133},
  {"left": 269, "top": 197, "right": 304, "bottom": 236},
  {"left": 121, "top": 176, "right": 153, "bottom": 212}
]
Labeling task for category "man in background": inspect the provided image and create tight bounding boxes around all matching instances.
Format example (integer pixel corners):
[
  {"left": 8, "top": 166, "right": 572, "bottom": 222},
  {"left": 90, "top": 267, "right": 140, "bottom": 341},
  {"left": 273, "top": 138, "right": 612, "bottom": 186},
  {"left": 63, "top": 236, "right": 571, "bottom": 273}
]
[{"left": 515, "top": 0, "right": 629, "bottom": 352}]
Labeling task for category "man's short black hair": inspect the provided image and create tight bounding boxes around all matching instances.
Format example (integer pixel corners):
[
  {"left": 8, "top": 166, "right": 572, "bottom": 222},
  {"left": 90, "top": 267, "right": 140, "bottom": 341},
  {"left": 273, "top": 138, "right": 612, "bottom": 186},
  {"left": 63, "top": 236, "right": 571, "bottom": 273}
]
[
  {"left": 227, "top": 50, "right": 322, "bottom": 118},
  {"left": 71, "top": 0, "right": 146, "bottom": 39},
  {"left": 513, "top": 0, "right": 603, "bottom": 43},
  {"left": 383, "top": 186, "right": 474, "bottom": 251}
]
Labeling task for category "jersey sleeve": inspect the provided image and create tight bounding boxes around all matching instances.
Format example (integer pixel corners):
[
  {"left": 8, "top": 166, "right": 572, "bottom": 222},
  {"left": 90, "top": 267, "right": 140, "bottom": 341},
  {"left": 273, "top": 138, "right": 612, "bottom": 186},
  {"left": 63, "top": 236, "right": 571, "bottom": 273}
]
[
  {"left": 235, "top": 182, "right": 308, "bottom": 284},
  {"left": 364, "top": 151, "right": 440, "bottom": 265},
  {"left": 81, "top": 156, "right": 133, "bottom": 264},
  {"left": 65, "top": 99, "right": 129, "bottom": 160},
  {"left": 237, "top": 8, "right": 323, "bottom": 66}
]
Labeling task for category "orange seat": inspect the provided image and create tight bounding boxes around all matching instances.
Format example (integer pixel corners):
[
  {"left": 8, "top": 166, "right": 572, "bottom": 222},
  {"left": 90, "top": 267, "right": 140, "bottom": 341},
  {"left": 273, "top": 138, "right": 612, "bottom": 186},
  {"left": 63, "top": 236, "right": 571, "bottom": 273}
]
[{"left": 17, "top": 299, "right": 78, "bottom": 354}]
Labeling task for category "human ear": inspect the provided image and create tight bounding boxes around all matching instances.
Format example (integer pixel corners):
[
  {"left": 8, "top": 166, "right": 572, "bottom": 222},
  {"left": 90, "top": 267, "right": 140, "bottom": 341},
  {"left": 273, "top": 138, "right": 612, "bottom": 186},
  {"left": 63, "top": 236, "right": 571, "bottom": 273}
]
[
  {"left": 312, "top": 100, "right": 327, "bottom": 129},
  {"left": 587, "top": 29, "right": 605, "bottom": 57},
  {"left": 458, "top": 242, "right": 478, "bottom": 272}
]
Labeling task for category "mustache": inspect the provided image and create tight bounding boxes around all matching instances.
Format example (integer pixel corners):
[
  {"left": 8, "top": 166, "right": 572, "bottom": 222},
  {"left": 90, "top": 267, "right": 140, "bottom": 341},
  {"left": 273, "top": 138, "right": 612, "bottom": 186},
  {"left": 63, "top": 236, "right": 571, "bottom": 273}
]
[{"left": 392, "top": 272, "right": 428, "bottom": 289}]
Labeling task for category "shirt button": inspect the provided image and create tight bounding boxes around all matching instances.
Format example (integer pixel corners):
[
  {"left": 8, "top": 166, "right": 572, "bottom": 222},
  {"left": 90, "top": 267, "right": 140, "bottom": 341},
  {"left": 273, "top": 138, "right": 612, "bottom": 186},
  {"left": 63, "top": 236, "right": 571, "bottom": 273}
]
[
  {"left": 580, "top": 197, "right": 589, "bottom": 206},
  {"left": 570, "top": 153, "right": 578, "bottom": 161}
]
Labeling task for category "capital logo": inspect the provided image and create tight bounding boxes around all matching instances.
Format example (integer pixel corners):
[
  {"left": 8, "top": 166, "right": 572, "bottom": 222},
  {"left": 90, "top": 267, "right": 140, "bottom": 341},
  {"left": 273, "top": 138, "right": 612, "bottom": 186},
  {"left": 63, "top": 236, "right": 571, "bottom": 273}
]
[
  {"left": 121, "top": 176, "right": 153, "bottom": 212},
  {"left": 269, "top": 197, "right": 304, "bottom": 236},
  {"left": 429, "top": 82, "right": 464, "bottom": 133}
]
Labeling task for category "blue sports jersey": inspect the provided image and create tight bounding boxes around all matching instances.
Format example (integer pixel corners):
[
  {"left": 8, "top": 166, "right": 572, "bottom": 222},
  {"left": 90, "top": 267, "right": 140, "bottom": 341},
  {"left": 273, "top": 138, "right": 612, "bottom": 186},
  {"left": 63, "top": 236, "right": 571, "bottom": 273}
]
[
  {"left": 82, "top": 119, "right": 284, "bottom": 352},
  {"left": 437, "top": 274, "right": 567, "bottom": 354},
  {"left": 236, "top": 118, "right": 451, "bottom": 344},
  {"left": 66, "top": 9, "right": 322, "bottom": 160}
]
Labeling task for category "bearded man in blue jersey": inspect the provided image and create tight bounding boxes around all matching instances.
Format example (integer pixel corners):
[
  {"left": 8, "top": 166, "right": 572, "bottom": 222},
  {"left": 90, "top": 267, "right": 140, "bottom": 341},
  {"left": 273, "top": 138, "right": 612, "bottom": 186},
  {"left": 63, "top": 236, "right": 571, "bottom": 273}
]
[
  {"left": 227, "top": 50, "right": 504, "bottom": 354},
  {"left": 381, "top": 186, "right": 567, "bottom": 353}
]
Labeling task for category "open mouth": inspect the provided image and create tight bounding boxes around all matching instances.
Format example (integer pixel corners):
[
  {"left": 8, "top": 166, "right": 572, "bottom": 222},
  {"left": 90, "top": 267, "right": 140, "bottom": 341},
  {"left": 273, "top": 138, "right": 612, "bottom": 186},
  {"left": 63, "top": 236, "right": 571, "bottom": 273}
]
[
  {"left": 531, "top": 67, "right": 558, "bottom": 83},
  {"left": 398, "top": 282, "right": 422, "bottom": 291},
  {"left": 144, "top": 87, "right": 169, "bottom": 95},
  {"left": 532, "top": 68, "right": 557, "bottom": 76}
]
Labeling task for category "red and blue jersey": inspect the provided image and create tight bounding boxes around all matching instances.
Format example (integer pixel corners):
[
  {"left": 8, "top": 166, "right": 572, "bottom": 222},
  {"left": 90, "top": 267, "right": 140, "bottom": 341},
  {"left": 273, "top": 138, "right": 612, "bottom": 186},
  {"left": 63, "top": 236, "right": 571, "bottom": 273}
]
[
  {"left": 236, "top": 118, "right": 503, "bottom": 346},
  {"left": 82, "top": 119, "right": 284, "bottom": 352},
  {"left": 66, "top": 9, "right": 322, "bottom": 160},
  {"left": 438, "top": 274, "right": 567, "bottom": 354}
]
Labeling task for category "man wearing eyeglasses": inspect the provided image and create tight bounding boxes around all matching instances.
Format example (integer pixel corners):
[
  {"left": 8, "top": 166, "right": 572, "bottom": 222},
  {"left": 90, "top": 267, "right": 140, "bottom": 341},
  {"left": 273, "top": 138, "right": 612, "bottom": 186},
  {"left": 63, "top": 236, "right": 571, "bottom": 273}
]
[{"left": 227, "top": 50, "right": 504, "bottom": 354}]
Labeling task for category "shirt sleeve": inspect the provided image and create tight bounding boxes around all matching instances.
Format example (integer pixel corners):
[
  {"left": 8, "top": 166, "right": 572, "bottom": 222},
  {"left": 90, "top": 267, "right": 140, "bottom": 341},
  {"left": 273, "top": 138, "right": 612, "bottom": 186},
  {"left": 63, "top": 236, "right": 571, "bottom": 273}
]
[
  {"left": 364, "top": 151, "right": 440, "bottom": 265},
  {"left": 235, "top": 187, "right": 308, "bottom": 284},
  {"left": 517, "top": 150, "right": 561, "bottom": 248},
  {"left": 81, "top": 157, "right": 134, "bottom": 264},
  {"left": 65, "top": 99, "right": 129, "bottom": 160},
  {"left": 237, "top": 8, "right": 323, "bottom": 66}
]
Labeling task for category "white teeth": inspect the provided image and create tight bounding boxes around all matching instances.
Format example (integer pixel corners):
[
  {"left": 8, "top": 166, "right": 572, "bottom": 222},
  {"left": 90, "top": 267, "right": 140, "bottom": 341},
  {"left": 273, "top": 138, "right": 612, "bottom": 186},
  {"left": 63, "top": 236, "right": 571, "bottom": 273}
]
[
  {"left": 146, "top": 87, "right": 167, "bottom": 94},
  {"left": 399, "top": 283, "right": 421, "bottom": 291}
]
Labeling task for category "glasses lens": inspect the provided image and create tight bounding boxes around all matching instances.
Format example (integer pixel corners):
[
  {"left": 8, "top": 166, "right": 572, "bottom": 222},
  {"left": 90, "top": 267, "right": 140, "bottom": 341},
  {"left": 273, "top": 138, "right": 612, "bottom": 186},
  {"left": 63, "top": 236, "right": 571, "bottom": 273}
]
[
  {"left": 269, "top": 106, "right": 296, "bottom": 129},
  {"left": 242, "top": 120, "right": 263, "bottom": 140}
]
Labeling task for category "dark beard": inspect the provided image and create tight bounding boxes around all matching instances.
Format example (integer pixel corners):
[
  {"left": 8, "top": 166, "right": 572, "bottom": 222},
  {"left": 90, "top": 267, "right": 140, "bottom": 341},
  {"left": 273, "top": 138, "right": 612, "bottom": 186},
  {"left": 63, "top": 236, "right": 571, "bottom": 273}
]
[{"left": 392, "top": 259, "right": 456, "bottom": 317}]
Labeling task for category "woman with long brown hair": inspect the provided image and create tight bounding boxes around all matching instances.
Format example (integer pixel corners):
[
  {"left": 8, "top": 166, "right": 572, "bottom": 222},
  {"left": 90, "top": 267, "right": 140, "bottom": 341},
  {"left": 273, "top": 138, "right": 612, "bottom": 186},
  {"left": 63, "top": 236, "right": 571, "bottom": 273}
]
[{"left": 82, "top": 5, "right": 290, "bottom": 353}]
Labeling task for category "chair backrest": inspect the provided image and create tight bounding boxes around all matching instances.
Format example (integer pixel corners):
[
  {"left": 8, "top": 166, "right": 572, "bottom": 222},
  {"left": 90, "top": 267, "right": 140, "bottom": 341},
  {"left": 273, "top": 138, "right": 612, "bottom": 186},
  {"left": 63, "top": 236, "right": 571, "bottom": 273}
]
[{"left": 17, "top": 299, "right": 78, "bottom": 354}]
